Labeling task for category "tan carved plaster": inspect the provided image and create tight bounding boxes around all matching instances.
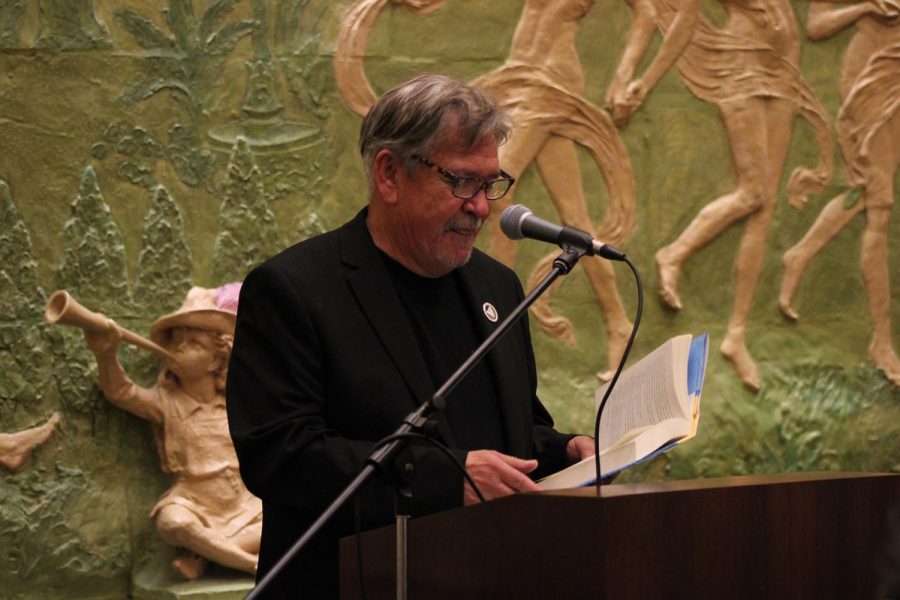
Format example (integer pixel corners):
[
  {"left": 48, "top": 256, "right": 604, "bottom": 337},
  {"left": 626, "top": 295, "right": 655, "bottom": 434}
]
[
  {"left": 334, "top": 0, "right": 446, "bottom": 117},
  {"left": 474, "top": 0, "right": 637, "bottom": 382},
  {"left": 0, "top": 412, "right": 60, "bottom": 472},
  {"left": 335, "top": 0, "right": 637, "bottom": 380},
  {"left": 52, "top": 285, "right": 261, "bottom": 579},
  {"left": 781, "top": 1, "right": 900, "bottom": 386},
  {"left": 609, "top": 0, "right": 834, "bottom": 390}
]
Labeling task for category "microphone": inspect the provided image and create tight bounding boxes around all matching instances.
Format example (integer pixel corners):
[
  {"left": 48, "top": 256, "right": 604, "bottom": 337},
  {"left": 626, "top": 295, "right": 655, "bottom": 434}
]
[{"left": 499, "top": 204, "right": 626, "bottom": 261}]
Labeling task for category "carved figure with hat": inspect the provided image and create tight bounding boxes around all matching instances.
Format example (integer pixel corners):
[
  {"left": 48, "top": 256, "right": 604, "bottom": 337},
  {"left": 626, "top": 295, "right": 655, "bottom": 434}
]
[{"left": 83, "top": 282, "right": 261, "bottom": 580}]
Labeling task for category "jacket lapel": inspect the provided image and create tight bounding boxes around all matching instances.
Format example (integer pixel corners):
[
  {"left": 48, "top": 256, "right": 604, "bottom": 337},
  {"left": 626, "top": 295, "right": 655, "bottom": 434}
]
[
  {"left": 455, "top": 256, "right": 529, "bottom": 457},
  {"left": 340, "top": 211, "right": 435, "bottom": 411},
  {"left": 339, "top": 211, "right": 527, "bottom": 453}
]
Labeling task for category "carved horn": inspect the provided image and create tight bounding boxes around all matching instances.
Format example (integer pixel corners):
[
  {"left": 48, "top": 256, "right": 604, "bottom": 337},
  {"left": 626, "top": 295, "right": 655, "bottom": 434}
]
[{"left": 45, "top": 290, "right": 178, "bottom": 363}]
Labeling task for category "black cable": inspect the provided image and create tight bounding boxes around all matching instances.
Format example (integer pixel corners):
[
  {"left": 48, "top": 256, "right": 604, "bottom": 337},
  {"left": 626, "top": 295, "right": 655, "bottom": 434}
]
[{"left": 592, "top": 255, "right": 643, "bottom": 489}]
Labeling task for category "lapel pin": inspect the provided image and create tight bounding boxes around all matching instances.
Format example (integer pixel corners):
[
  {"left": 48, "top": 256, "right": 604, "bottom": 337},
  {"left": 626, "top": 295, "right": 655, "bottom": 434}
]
[{"left": 482, "top": 302, "right": 498, "bottom": 323}]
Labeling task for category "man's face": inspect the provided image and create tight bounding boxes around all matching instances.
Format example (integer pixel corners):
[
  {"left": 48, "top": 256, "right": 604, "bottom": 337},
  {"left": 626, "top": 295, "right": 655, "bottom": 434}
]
[{"left": 389, "top": 134, "right": 499, "bottom": 277}]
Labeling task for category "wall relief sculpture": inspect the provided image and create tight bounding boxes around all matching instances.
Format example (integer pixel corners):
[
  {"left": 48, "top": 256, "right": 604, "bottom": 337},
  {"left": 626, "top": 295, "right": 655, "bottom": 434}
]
[
  {"left": 54, "top": 166, "right": 131, "bottom": 315},
  {"left": 95, "top": 0, "right": 332, "bottom": 234},
  {"left": 0, "top": 179, "right": 44, "bottom": 320},
  {"left": 208, "top": 0, "right": 321, "bottom": 156},
  {"left": 0, "top": 413, "right": 60, "bottom": 472},
  {"left": 335, "top": 0, "right": 638, "bottom": 380},
  {"left": 474, "top": 0, "right": 637, "bottom": 382},
  {"left": 135, "top": 185, "right": 194, "bottom": 314},
  {"left": 100, "top": 1, "right": 255, "bottom": 190},
  {"left": 780, "top": 0, "right": 900, "bottom": 386},
  {"left": 607, "top": 0, "right": 834, "bottom": 390},
  {"left": 36, "top": 0, "right": 109, "bottom": 50},
  {"left": 0, "top": 2, "right": 898, "bottom": 596},
  {"left": 211, "top": 137, "right": 284, "bottom": 283},
  {"left": 48, "top": 284, "right": 262, "bottom": 580}
]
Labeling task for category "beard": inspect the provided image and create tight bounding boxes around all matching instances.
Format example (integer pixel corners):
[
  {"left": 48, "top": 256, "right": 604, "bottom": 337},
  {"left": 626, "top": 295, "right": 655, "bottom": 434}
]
[{"left": 435, "top": 213, "right": 483, "bottom": 272}]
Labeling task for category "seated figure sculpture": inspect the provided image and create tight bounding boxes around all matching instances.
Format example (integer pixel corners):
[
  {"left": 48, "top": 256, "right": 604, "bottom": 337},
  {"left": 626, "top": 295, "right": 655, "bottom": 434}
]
[{"left": 84, "top": 284, "right": 261, "bottom": 580}]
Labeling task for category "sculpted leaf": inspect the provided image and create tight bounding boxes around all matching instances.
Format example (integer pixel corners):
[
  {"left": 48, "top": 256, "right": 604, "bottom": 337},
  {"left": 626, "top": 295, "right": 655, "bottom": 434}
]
[
  {"left": 205, "top": 20, "right": 255, "bottom": 55},
  {"left": 115, "top": 11, "right": 175, "bottom": 51},
  {"left": 120, "top": 77, "right": 192, "bottom": 106},
  {"left": 163, "top": 0, "right": 197, "bottom": 51},
  {"left": 199, "top": 0, "right": 240, "bottom": 45}
]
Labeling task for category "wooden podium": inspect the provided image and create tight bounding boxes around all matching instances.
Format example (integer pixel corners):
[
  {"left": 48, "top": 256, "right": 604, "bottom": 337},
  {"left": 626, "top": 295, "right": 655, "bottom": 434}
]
[{"left": 340, "top": 472, "right": 900, "bottom": 599}]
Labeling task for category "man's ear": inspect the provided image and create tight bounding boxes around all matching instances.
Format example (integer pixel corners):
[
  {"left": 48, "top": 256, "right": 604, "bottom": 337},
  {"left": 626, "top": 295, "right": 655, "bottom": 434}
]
[{"left": 372, "top": 149, "right": 401, "bottom": 205}]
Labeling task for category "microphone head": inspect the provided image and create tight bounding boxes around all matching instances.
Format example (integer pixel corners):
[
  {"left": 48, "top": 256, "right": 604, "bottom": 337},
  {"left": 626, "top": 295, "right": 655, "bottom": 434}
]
[{"left": 499, "top": 204, "right": 532, "bottom": 240}]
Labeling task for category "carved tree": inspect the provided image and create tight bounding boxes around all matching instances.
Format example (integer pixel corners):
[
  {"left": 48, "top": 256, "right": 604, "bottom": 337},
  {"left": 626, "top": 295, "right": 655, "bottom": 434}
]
[
  {"left": 211, "top": 138, "right": 283, "bottom": 284},
  {"left": 275, "top": 0, "right": 333, "bottom": 120},
  {"left": 114, "top": 0, "right": 255, "bottom": 123},
  {"left": 54, "top": 165, "right": 130, "bottom": 315},
  {"left": 0, "top": 180, "right": 49, "bottom": 420},
  {"left": 0, "top": 180, "right": 44, "bottom": 321},
  {"left": 135, "top": 185, "right": 192, "bottom": 314},
  {"left": 109, "top": 0, "right": 255, "bottom": 188}
]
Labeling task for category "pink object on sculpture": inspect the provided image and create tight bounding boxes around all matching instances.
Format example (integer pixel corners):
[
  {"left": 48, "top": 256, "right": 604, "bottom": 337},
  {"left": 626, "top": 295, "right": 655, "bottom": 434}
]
[{"left": 215, "top": 282, "right": 242, "bottom": 314}]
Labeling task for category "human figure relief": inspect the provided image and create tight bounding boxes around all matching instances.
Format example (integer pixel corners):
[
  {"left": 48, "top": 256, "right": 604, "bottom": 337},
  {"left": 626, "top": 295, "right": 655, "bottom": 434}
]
[
  {"left": 0, "top": 413, "right": 60, "bottom": 472},
  {"left": 83, "top": 284, "right": 261, "bottom": 580},
  {"left": 474, "top": 0, "right": 637, "bottom": 381},
  {"left": 607, "top": 0, "right": 834, "bottom": 390},
  {"left": 779, "top": 0, "right": 900, "bottom": 386},
  {"left": 334, "top": 0, "right": 447, "bottom": 115},
  {"left": 335, "top": 0, "right": 637, "bottom": 380}
]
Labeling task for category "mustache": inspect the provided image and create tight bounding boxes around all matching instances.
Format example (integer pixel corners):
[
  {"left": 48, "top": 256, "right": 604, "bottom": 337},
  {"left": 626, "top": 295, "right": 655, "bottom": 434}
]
[{"left": 446, "top": 214, "right": 482, "bottom": 232}]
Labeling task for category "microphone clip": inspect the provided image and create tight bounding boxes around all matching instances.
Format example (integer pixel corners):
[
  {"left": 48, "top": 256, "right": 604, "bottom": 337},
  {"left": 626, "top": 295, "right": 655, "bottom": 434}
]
[{"left": 552, "top": 244, "right": 588, "bottom": 274}]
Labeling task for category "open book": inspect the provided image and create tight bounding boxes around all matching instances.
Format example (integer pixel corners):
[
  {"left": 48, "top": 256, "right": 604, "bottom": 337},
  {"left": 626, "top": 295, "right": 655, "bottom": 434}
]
[{"left": 538, "top": 333, "right": 708, "bottom": 490}]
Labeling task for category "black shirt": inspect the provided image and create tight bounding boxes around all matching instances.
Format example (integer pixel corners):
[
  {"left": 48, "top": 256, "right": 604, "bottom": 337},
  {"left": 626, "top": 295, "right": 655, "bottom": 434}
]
[{"left": 381, "top": 252, "right": 507, "bottom": 452}]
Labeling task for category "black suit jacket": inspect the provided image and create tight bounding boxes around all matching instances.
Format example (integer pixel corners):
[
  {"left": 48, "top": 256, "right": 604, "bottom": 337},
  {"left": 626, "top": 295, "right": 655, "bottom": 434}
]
[{"left": 227, "top": 209, "right": 572, "bottom": 597}]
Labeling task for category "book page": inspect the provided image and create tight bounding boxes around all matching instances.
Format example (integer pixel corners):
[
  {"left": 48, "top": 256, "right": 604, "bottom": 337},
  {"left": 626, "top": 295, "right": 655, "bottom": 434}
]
[
  {"left": 539, "top": 334, "right": 708, "bottom": 491},
  {"left": 595, "top": 335, "right": 690, "bottom": 452},
  {"left": 538, "top": 417, "right": 688, "bottom": 489}
]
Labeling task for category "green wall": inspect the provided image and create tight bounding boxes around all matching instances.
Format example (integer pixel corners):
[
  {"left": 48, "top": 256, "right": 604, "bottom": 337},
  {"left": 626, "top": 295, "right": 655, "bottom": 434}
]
[{"left": 0, "top": 0, "right": 897, "bottom": 597}]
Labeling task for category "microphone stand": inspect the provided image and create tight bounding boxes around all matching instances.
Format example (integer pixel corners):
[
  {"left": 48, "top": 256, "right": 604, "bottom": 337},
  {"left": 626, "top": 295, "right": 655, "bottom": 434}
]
[{"left": 247, "top": 245, "right": 587, "bottom": 600}]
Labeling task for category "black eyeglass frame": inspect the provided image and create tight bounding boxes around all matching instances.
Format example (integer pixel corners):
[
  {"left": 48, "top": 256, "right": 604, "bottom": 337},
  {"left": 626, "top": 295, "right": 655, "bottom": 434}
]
[{"left": 412, "top": 154, "right": 515, "bottom": 201}]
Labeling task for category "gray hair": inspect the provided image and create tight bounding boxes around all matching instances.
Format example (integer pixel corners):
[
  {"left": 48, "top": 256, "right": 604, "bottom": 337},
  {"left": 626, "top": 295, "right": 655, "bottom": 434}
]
[{"left": 358, "top": 74, "right": 511, "bottom": 182}]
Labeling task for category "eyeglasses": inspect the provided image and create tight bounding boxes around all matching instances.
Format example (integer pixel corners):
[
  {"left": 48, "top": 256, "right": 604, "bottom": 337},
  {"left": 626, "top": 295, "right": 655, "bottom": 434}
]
[{"left": 412, "top": 155, "right": 515, "bottom": 201}]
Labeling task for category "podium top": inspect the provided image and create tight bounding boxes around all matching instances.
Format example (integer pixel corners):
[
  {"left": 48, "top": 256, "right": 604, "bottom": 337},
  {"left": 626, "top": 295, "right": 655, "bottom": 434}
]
[{"left": 538, "top": 470, "right": 899, "bottom": 499}]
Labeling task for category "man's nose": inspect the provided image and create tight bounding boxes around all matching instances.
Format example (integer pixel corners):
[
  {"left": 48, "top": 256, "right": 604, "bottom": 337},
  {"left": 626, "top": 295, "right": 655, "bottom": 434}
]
[{"left": 463, "top": 189, "right": 491, "bottom": 220}]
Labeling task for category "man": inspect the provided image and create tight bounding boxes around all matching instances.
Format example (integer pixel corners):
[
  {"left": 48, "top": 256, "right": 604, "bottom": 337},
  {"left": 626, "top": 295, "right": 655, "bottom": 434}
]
[{"left": 227, "top": 74, "right": 594, "bottom": 596}]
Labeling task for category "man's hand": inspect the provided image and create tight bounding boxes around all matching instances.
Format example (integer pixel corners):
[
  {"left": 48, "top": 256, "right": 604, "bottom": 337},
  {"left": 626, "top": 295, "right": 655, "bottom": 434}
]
[
  {"left": 567, "top": 436, "right": 619, "bottom": 484},
  {"left": 463, "top": 450, "right": 541, "bottom": 505},
  {"left": 566, "top": 435, "right": 596, "bottom": 464}
]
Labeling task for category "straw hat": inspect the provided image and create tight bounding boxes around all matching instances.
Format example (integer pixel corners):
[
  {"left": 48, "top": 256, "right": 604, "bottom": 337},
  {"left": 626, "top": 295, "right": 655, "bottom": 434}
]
[{"left": 149, "top": 283, "right": 241, "bottom": 347}]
